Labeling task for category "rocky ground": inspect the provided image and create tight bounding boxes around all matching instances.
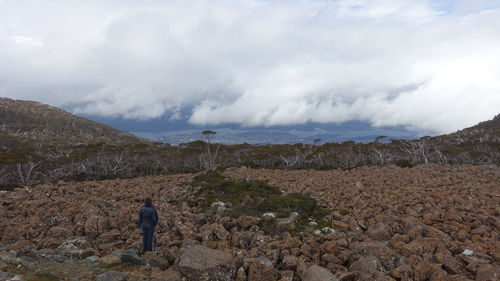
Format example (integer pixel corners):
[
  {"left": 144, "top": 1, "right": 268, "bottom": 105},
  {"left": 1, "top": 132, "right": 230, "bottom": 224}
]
[{"left": 0, "top": 164, "right": 499, "bottom": 281}]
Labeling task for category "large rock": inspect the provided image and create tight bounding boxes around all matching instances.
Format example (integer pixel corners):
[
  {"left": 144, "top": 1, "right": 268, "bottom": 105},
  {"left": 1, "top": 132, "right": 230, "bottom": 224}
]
[
  {"left": 366, "top": 223, "right": 392, "bottom": 241},
  {"left": 475, "top": 264, "right": 500, "bottom": 281},
  {"left": 302, "top": 265, "right": 339, "bottom": 281},
  {"left": 248, "top": 256, "right": 277, "bottom": 281},
  {"left": 350, "top": 256, "right": 384, "bottom": 274},
  {"left": 437, "top": 255, "right": 464, "bottom": 275},
  {"left": 110, "top": 249, "right": 143, "bottom": 265},
  {"left": 96, "top": 271, "right": 128, "bottom": 281},
  {"left": 178, "top": 245, "right": 235, "bottom": 281},
  {"left": 277, "top": 212, "right": 299, "bottom": 232},
  {"left": 282, "top": 255, "right": 298, "bottom": 270},
  {"left": 331, "top": 220, "right": 350, "bottom": 232},
  {"left": 79, "top": 248, "right": 99, "bottom": 259},
  {"left": 238, "top": 216, "right": 260, "bottom": 229},
  {"left": 350, "top": 242, "right": 404, "bottom": 271},
  {"left": 200, "top": 223, "right": 230, "bottom": 242},
  {"left": 99, "top": 254, "right": 122, "bottom": 267},
  {"left": 154, "top": 268, "right": 183, "bottom": 281},
  {"left": 388, "top": 264, "right": 412, "bottom": 280},
  {"left": 141, "top": 252, "right": 170, "bottom": 270}
]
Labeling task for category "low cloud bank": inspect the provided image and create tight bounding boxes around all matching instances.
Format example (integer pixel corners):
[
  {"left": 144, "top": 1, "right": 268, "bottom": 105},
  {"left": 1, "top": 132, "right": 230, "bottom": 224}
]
[{"left": 1, "top": 0, "right": 499, "bottom": 133}]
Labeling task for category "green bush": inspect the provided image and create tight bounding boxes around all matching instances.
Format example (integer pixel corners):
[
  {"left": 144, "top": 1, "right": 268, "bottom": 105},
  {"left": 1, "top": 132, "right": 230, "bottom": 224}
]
[{"left": 192, "top": 173, "right": 331, "bottom": 234}]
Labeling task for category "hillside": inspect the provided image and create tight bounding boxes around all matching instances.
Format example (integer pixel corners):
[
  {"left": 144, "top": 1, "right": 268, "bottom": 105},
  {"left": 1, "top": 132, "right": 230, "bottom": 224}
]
[
  {"left": 439, "top": 114, "right": 500, "bottom": 144},
  {"left": 0, "top": 98, "right": 143, "bottom": 145}
]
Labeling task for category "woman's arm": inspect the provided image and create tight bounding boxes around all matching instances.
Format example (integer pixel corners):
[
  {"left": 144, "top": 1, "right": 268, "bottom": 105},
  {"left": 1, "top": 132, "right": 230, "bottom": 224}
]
[{"left": 153, "top": 207, "right": 159, "bottom": 227}]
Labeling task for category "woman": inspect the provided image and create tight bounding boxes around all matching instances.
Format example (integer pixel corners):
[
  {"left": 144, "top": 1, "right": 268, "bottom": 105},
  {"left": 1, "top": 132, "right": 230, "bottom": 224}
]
[{"left": 137, "top": 197, "right": 158, "bottom": 253}]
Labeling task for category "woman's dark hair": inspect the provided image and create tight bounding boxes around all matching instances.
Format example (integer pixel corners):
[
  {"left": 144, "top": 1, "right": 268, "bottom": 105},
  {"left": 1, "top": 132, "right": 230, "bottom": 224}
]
[{"left": 144, "top": 197, "right": 152, "bottom": 206}]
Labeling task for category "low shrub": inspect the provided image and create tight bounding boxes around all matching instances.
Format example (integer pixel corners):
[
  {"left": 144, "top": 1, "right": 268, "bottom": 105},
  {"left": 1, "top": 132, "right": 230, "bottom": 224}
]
[{"left": 191, "top": 172, "right": 331, "bottom": 234}]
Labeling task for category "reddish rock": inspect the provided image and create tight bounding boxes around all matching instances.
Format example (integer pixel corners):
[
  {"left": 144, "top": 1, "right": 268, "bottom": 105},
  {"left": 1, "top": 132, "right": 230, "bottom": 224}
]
[
  {"left": 437, "top": 255, "right": 464, "bottom": 275},
  {"left": 248, "top": 256, "right": 277, "bottom": 281},
  {"left": 297, "top": 257, "right": 307, "bottom": 274},
  {"left": 278, "top": 270, "right": 294, "bottom": 281},
  {"left": 302, "top": 265, "right": 339, "bottom": 281},
  {"left": 429, "top": 268, "right": 448, "bottom": 280},
  {"left": 350, "top": 256, "right": 383, "bottom": 274},
  {"left": 153, "top": 268, "right": 183, "bottom": 281},
  {"left": 337, "top": 271, "right": 355, "bottom": 281},
  {"left": 141, "top": 252, "right": 170, "bottom": 270},
  {"left": 475, "top": 264, "right": 500, "bottom": 281},
  {"left": 366, "top": 223, "right": 392, "bottom": 241},
  {"left": 282, "top": 255, "right": 298, "bottom": 270},
  {"left": 200, "top": 223, "right": 230, "bottom": 242},
  {"left": 390, "top": 240, "right": 424, "bottom": 257},
  {"left": 322, "top": 254, "right": 343, "bottom": 265},
  {"left": 79, "top": 248, "right": 99, "bottom": 259},
  {"left": 332, "top": 221, "right": 350, "bottom": 232},
  {"left": 178, "top": 245, "right": 235, "bottom": 281},
  {"left": 99, "top": 254, "right": 121, "bottom": 267},
  {"left": 350, "top": 242, "right": 404, "bottom": 271},
  {"left": 238, "top": 216, "right": 260, "bottom": 229},
  {"left": 389, "top": 264, "right": 412, "bottom": 280}
]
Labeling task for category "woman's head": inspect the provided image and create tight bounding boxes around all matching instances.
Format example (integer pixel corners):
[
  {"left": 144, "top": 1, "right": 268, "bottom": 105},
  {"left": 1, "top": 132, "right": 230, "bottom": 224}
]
[{"left": 144, "top": 197, "right": 152, "bottom": 206}]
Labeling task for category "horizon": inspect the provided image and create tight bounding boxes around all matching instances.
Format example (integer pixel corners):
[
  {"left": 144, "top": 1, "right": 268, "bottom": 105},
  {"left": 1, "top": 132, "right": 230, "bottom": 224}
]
[{"left": 1, "top": 92, "right": 496, "bottom": 145}]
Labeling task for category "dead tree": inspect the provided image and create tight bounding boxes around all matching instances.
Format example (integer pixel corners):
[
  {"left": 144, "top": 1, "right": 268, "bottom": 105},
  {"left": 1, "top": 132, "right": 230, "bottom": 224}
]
[
  {"left": 399, "top": 138, "right": 445, "bottom": 165},
  {"left": 16, "top": 159, "right": 42, "bottom": 186},
  {"left": 97, "top": 150, "right": 131, "bottom": 176},
  {"left": 336, "top": 143, "right": 360, "bottom": 169},
  {"left": 0, "top": 164, "right": 10, "bottom": 185},
  {"left": 201, "top": 130, "right": 220, "bottom": 170},
  {"left": 279, "top": 144, "right": 315, "bottom": 169},
  {"left": 279, "top": 152, "right": 300, "bottom": 168},
  {"left": 46, "top": 147, "right": 73, "bottom": 160}
]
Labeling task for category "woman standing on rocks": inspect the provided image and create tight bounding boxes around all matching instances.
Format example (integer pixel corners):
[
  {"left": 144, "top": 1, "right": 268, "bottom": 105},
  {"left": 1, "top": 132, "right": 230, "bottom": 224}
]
[{"left": 137, "top": 197, "right": 158, "bottom": 253}]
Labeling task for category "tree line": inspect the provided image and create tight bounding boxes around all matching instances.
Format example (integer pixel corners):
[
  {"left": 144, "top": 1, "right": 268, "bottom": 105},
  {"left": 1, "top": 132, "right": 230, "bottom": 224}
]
[{"left": 0, "top": 131, "right": 498, "bottom": 189}]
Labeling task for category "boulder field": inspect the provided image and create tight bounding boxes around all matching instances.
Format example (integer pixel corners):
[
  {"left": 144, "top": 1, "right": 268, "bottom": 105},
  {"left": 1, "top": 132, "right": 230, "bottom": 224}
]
[{"left": 0, "top": 164, "right": 498, "bottom": 280}]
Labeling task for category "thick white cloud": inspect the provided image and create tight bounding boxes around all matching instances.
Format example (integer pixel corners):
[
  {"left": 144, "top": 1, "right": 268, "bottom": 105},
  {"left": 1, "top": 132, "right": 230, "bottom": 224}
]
[{"left": 1, "top": 0, "right": 499, "bottom": 133}]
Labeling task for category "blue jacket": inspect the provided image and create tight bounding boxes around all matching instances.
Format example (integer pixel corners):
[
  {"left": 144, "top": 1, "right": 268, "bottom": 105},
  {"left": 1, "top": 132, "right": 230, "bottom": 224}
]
[{"left": 137, "top": 205, "right": 158, "bottom": 228}]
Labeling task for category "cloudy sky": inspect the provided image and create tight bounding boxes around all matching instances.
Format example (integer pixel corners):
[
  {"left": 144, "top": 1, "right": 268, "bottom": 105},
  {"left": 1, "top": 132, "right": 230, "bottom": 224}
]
[{"left": 1, "top": 0, "right": 499, "bottom": 134}]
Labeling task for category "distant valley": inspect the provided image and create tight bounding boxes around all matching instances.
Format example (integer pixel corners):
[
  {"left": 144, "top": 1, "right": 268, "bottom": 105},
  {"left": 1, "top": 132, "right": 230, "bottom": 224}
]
[
  {"left": 132, "top": 127, "right": 417, "bottom": 145},
  {"left": 83, "top": 114, "right": 420, "bottom": 145}
]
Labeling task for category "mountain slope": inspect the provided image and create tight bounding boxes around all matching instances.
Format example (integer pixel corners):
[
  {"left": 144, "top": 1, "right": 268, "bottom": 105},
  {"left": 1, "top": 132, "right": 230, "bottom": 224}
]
[
  {"left": 437, "top": 113, "right": 500, "bottom": 144},
  {"left": 0, "top": 98, "right": 144, "bottom": 145}
]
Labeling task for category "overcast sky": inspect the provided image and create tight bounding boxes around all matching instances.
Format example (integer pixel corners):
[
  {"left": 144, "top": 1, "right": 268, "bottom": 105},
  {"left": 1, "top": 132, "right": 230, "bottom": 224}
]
[{"left": 1, "top": 0, "right": 499, "bottom": 134}]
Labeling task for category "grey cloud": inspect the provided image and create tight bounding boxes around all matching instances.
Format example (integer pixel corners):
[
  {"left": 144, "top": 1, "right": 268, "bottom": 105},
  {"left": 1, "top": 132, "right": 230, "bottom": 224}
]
[{"left": 1, "top": 0, "right": 499, "bottom": 133}]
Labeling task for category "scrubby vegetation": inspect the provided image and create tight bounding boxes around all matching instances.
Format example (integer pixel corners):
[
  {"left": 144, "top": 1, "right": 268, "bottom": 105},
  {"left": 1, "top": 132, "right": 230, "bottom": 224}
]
[
  {"left": 1, "top": 125, "right": 498, "bottom": 189},
  {"left": 191, "top": 172, "right": 333, "bottom": 234}
]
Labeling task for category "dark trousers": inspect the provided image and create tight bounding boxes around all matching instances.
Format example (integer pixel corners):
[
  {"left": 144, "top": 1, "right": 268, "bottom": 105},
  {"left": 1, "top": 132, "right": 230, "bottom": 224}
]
[{"left": 141, "top": 224, "right": 155, "bottom": 252}]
